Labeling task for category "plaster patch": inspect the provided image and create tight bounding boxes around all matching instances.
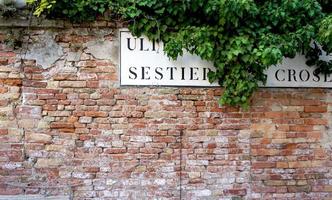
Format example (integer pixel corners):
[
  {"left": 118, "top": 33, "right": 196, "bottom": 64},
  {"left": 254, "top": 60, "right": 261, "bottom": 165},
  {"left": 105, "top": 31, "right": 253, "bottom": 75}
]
[
  {"left": 85, "top": 40, "right": 118, "bottom": 63},
  {"left": 66, "top": 51, "right": 82, "bottom": 62},
  {"left": 24, "top": 32, "right": 64, "bottom": 69}
]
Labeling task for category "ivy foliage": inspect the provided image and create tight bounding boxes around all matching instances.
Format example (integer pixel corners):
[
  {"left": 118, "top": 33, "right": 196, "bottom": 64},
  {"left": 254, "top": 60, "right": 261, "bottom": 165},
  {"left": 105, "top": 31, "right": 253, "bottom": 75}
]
[
  {"left": 0, "top": 0, "right": 18, "bottom": 17},
  {"left": 27, "top": 0, "right": 332, "bottom": 107}
]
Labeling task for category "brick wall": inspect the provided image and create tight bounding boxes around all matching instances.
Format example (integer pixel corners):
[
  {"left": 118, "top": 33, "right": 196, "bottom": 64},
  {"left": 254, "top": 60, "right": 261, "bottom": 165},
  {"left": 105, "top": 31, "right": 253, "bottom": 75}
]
[{"left": 0, "top": 20, "right": 332, "bottom": 200}]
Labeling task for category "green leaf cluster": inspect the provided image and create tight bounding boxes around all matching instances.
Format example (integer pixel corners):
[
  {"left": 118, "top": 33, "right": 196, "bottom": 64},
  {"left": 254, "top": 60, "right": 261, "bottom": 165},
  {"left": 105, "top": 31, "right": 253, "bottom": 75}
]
[{"left": 27, "top": 0, "right": 332, "bottom": 107}]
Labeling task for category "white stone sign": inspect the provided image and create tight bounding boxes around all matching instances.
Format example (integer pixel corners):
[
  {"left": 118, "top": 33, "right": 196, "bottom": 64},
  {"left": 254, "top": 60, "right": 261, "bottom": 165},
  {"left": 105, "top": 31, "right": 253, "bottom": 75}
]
[
  {"left": 120, "top": 30, "right": 332, "bottom": 88},
  {"left": 264, "top": 54, "right": 332, "bottom": 88}
]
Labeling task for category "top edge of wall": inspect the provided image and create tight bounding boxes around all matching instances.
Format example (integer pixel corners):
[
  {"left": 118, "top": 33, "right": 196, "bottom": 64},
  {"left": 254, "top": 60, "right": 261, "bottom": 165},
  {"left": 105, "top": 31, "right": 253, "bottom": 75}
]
[{"left": 0, "top": 17, "right": 125, "bottom": 29}]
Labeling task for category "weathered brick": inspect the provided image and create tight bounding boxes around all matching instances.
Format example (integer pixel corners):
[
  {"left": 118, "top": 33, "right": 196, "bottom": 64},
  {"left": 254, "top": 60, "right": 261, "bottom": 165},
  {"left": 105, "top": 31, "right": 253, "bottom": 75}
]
[
  {"left": 86, "top": 81, "right": 99, "bottom": 88},
  {"left": 85, "top": 111, "right": 108, "bottom": 117},
  {"left": 153, "top": 136, "right": 176, "bottom": 143},
  {"left": 53, "top": 73, "right": 77, "bottom": 81},
  {"left": 50, "top": 122, "right": 74, "bottom": 129},
  {"left": 304, "top": 106, "right": 327, "bottom": 113},
  {"left": 15, "top": 106, "right": 41, "bottom": 119},
  {"left": 24, "top": 66, "right": 44, "bottom": 73},
  {"left": 104, "top": 148, "right": 127, "bottom": 154},
  {"left": 223, "top": 189, "right": 247, "bottom": 196},
  {"left": 79, "top": 116, "right": 93, "bottom": 123},
  {"left": 252, "top": 162, "right": 276, "bottom": 169},
  {"left": 304, "top": 118, "right": 327, "bottom": 125},
  {"left": 48, "top": 111, "right": 71, "bottom": 117},
  {"left": 23, "top": 80, "right": 47, "bottom": 88},
  {"left": 35, "top": 158, "right": 62, "bottom": 168},
  {"left": 0, "top": 78, "right": 22, "bottom": 86},
  {"left": 26, "top": 133, "right": 52, "bottom": 144},
  {"left": 287, "top": 185, "right": 311, "bottom": 193},
  {"left": 0, "top": 129, "right": 8, "bottom": 135},
  {"left": 59, "top": 81, "right": 86, "bottom": 88},
  {"left": 130, "top": 136, "right": 152, "bottom": 143},
  {"left": 0, "top": 185, "right": 23, "bottom": 195}
]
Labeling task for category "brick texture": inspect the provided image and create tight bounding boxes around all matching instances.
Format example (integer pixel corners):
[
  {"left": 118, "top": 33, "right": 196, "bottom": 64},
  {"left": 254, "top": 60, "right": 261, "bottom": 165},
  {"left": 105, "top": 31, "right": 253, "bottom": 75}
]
[{"left": 0, "top": 24, "right": 332, "bottom": 200}]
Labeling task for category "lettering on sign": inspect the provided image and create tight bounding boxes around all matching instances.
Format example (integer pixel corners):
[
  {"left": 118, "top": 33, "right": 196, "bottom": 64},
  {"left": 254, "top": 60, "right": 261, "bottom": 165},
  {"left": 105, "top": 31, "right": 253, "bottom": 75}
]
[
  {"left": 120, "top": 30, "right": 332, "bottom": 88},
  {"left": 264, "top": 55, "right": 332, "bottom": 88}
]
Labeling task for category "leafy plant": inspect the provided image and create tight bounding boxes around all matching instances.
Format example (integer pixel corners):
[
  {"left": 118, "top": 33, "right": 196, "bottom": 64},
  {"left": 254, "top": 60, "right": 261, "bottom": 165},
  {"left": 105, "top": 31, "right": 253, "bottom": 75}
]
[
  {"left": 0, "top": 0, "right": 17, "bottom": 17},
  {"left": 27, "top": 0, "right": 332, "bottom": 107},
  {"left": 26, "top": 0, "right": 56, "bottom": 16}
]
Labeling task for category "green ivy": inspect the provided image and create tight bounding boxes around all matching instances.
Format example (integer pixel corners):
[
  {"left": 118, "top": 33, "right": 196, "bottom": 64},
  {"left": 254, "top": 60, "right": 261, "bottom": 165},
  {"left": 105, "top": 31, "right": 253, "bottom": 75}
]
[{"left": 27, "top": 0, "right": 332, "bottom": 107}]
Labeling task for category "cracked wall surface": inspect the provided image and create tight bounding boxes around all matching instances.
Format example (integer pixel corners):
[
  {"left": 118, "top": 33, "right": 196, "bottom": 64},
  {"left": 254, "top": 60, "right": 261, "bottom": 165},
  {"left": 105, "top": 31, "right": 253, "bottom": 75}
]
[
  {"left": 24, "top": 32, "right": 64, "bottom": 69},
  {"left": 0, "top": 21, "right": 332, "bottom": 200}
]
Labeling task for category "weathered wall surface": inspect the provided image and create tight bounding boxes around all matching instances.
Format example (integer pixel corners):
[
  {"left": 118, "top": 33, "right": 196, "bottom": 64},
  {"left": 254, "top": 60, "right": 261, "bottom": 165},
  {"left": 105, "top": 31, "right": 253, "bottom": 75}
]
[{"left": 0, "top": 19, "right": 332, "bottom": 200}]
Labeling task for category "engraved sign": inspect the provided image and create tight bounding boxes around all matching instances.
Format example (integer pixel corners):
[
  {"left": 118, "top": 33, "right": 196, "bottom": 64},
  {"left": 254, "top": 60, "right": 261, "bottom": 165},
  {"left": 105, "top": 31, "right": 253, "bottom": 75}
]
[{"left": 120, "top": 30, "right": 332, "bottom": 88}]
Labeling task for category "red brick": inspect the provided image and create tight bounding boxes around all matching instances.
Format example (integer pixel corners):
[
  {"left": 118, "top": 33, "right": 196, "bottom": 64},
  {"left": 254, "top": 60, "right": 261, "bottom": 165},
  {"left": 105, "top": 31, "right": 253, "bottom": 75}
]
[
  {"left": 265, "top": 112, "right": 283, "bottom": 118},
  {"left": 0, "top": 87, "right": 8, "bottom": 93},
  {"left": 85, "top": 111, "right": 108, "bottom": 117},
  {"left": 24, "top": 66, "right": 44, "bottom": 73},
  {"left": 32, "top": 74, "right": 44, "bottom": 80},
  {"left": 0, "top": 185, "right": 23, "bottom": 195},
  {"left": 0, "top": 99, "right": 8, "bottom": 106},
  {"left": 153, "top": 136, "right": 176, "bottom": 143},
  {"left": 87, "top": 81, "right": 99, "bottom": 88},
  {"left": 304, "top": 118, "right": 327, "bottom": 125},
  {"left": 252, "top": 162, "right": 276, "bottom": 169},
  {"left": 83, "top": 167, "right": 100, "bottom": 173},
  {"left": 104, "top": 148, "right": 127, "bottom": 154},
  {"left": 0, "top": 78, "right": 22, "bottom": 86},
  {"left": 79, "top": 135, "right": 91, "bottom": 140},
  {"left": 23, "top": 80, "right": 47, "bottom": 88},
  {"left": 287, "top": 185, "right": 311, "bottom": 193},
  {"left": 223, "top": 189, "right": 247, "bottom": 196},
  {"left": 0, "top": 129, "right": 8, "bottom": 135},
  {"left": 207, "top": 143, "right": 217, "bottom": 149},
  {"left": 43, "top": 104, "right": 57, "bottom": 111},
  {"left": 289, "top": 125, "right": 313, "bottom": 132},
  {"left": 290, "top": 99, "right": 322, "bottom": 106},
  {"left": 50, "top": 122, "right": 74, "bottom": 129},
  {"left": 304, "top": 106, "right": 327, "bottom": 113},
  {"left": 0, "top": 51, "right": 16, "bottom": 57}
]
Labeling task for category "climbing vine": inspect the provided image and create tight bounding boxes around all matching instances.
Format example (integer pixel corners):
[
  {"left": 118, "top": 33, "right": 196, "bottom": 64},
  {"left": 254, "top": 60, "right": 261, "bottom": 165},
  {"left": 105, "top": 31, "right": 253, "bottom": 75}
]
[{"left": 27, "top": 0, "right": 332, "bottom": 107}]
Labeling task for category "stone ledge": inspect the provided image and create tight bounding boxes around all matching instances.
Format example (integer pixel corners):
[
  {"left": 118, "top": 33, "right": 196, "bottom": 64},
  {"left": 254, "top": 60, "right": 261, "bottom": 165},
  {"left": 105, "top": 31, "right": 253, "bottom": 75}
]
[
  {"left": 0, "top": 195, "right": 69, "bottom": 200},
  {"left": 0, "top": 18, "right": 66, "bottom": 28},
  {"left": 0, "top": 17, "right": 122, "bottom": 29}
]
